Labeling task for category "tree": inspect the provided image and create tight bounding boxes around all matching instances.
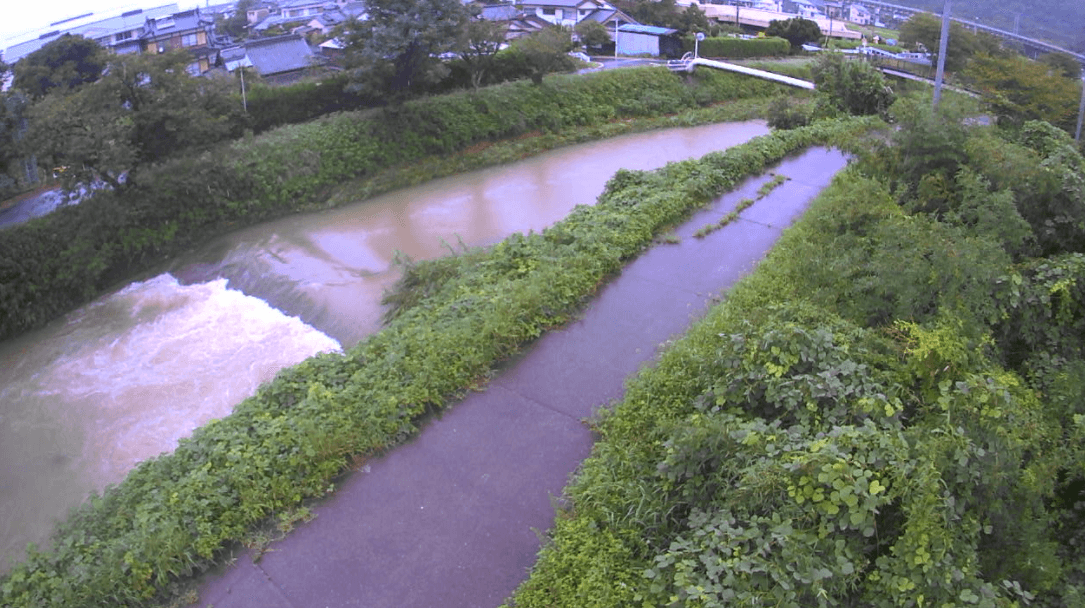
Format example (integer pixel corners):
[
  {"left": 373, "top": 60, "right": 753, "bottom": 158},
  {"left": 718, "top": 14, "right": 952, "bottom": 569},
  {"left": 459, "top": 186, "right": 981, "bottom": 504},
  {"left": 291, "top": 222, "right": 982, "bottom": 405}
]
[
  {"left": 0, "top": 91, "right": 31, "bottom": 196},
  {"left": 613, "top": 0, "right": 704, "bottom": 33},
  {"left": 339, "top": 0, "right": 469, "bottom": 97},
  {"left": 765, "top": 17, "right": 820, "bottom": 53},
  {"left": 24, "top": 51, "right": 243, "bottom": 191},
  {"left": 12, "top": 35, "right": 107, "bottom": 99},
  {"left": 811, "top": 52, "right": 895, "bottom": 117},
  {"left": 898, "top": 13, "right": 977, "bottom": 73},
  {"left": 1038, "top": 52, "right": 1084, "bottom": 79},
  {"left": 962, "top": 53, "right": 1080, "bottom": 133},
  {"left": 512, "top": 26, "right": 576, "bottom": 85},
  {"left": 675, "top": 4, "right": 711, "bottom": 35},
  {"left": 457, "top": 19, "right": 507, "bottom": 89},
  {"left": 574, "top": 19, "right": 611, "bottom": 50}
]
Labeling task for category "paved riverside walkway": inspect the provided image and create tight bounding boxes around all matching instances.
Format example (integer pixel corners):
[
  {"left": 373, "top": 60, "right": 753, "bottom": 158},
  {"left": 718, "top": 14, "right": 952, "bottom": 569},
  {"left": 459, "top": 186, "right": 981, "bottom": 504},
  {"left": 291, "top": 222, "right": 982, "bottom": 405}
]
[{"left": 190, "top": 148, "right": 849, "bottom": 608}]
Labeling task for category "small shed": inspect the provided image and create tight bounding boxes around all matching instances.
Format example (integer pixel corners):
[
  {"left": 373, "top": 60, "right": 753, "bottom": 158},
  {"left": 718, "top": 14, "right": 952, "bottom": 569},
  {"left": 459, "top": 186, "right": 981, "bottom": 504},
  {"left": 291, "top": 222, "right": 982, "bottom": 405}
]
[{"left": 615, "top": 24, "right": 682, "bottom": 58}]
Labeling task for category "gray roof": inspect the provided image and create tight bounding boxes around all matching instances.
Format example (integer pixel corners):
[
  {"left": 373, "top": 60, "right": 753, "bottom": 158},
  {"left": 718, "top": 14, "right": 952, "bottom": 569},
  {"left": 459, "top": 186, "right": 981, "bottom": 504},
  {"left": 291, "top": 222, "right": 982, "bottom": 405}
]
[
  {"left": 4, "top": 4, "right": 178, "bottom": 63},
  {"left": 582, "top": 8, "right": 636, "bottom": 25},
  {"left": 518, "top": 0, "right": 603, "bottom": 9},
  {"left": 480, "top": 5, "right": 522, "bottom": 21},
  {"left": 618, "top": 24, "right": 678, "bottom": 36},
  {"left": 281, "top": 0, "right": 330, "bottom": 8},
  {"left": 253, "top": 13, "right": 314, "bottom": 31},
  {"left": 143, "top": 9, "right": 209, "bottom": 40},
  {"left": 244, "top": 33, "right": 317, "bottom": 75}
]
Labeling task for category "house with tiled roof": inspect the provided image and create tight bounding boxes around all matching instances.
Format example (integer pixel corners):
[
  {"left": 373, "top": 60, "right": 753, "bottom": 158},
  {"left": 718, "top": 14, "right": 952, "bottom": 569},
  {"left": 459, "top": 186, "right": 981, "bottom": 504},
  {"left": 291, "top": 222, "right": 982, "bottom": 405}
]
[
  {"left": 141, "top": 8, "right": 219, "bottom": 74},
  {"left": 516, "top": 0, "right": 613, "bottom": 27},
  {"left": 226, "top": 33, "right": 323, "bottom": 83}
]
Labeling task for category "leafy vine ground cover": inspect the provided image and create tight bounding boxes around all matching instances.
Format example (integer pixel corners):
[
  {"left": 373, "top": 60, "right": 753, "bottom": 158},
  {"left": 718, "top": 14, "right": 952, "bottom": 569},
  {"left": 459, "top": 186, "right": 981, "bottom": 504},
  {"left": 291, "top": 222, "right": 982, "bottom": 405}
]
[
  {"left": 0, "top": 108, "right": 874, "bottom": 606},
  {"left": 504, "top": 100, "right": 1085, "bottom": 607}
]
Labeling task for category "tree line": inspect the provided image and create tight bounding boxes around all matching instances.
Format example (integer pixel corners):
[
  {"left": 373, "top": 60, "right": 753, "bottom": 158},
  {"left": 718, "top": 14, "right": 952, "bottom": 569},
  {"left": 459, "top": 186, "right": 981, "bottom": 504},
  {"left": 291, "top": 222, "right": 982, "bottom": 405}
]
[{"left": 0, "top": 0, "right": 609, "bottom": 201}]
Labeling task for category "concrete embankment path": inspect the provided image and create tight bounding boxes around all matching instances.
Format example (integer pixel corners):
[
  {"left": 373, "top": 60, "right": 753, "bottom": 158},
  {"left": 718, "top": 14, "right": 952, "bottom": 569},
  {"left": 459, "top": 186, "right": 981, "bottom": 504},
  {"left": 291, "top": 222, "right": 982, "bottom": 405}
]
[{"left": 190, "top": 147, "right": 849, "bottom": 608}]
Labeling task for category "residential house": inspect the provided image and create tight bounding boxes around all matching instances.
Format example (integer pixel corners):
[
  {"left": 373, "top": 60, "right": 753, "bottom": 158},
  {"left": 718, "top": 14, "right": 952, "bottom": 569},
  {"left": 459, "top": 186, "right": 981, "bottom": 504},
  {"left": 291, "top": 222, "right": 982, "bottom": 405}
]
[
  {"left": 517, "top": 0, "right": 612, "bottom": 27},
  {"left": 281, "top": 0, "right": 341, "bottom": 19},
  {"left": 576, "top": 6, "right": 638, "bottom": 34},
  {"left": 142, "top": 9, "right": 218, "bottom": 74},
  {"left": 306, "top": 2, "right": 368, "bottom": 37},
  {"left": 788, "top": 0, "right": 823, "bottom": 20},
  {"left": 237, "top": 33, "right": 322, "bottom": 84},
  {"left": 821, "top": 1, "right": 844, "bottom": 20},
  {"left": 849, "top": 4, "right": 872, "bottom": 25},
  {"left": 247, "top": 2, "right": 277, "bottom": 25}
]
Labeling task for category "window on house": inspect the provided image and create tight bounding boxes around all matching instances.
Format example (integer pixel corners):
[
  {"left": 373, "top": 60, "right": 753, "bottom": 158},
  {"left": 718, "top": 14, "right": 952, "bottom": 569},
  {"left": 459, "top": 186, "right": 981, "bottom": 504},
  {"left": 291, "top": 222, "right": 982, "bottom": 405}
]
[
  {"left": 115, "top": 30, "right": 132, "bottom": 42},
  {"left": 541, "top": 8, "right": 556, "bottom": 15},
  {"left": 186, "top": 62, "right": 201, "bottom": 76},
  {"left": 182, "top": 33, "right": 199, "bottom": 46}
]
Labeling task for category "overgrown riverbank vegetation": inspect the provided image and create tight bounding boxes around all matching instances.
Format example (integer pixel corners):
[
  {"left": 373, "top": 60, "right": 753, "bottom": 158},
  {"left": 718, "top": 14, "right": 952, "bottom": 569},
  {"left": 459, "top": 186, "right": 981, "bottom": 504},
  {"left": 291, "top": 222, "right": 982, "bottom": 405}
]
[
  {"left": 0, "top": 67, "right": 799, "bottom": 342},
  {"left": 0, "top": 113, "right": 875, "bottom": 608},
  {"left": 504, "top": 95, "right": 1085, "bottom": 607}
]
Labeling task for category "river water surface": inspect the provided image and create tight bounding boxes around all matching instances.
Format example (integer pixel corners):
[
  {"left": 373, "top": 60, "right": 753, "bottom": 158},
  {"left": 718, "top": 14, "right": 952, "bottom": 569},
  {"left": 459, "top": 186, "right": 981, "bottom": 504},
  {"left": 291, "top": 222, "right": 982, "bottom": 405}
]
[{"left": 0, "top": 120, "right": 770, "bottom": 569}]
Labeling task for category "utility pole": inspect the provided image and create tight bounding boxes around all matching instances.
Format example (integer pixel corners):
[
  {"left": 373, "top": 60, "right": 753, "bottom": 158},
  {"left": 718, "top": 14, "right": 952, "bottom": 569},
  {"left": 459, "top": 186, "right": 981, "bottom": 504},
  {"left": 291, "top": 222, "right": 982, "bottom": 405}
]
[
  {"left": 614, "top": 19, "right": 618, "bottom": 58},
  {"left": 1076, "top": 66, "right": 1084, "bottom": 143},
  {"left": 240, "top": 66, "right": 247, "bottom": 112},
  {"left": 932, "top": 0, "right": 952, "bottom": 110}
]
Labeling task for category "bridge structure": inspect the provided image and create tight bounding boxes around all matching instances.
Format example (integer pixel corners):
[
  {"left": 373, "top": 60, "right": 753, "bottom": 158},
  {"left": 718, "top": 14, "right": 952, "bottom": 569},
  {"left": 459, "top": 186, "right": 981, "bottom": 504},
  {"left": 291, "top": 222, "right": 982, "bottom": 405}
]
[{"left": 851, "top": 0, "right": 1085, "bottom": 64}]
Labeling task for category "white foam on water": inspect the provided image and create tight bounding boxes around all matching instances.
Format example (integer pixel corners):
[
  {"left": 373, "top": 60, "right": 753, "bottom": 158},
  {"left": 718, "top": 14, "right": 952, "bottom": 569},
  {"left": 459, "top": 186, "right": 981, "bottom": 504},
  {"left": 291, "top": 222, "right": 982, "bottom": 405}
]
[{"left": 0, "top": 274, "right": 339, "bottom": 566}]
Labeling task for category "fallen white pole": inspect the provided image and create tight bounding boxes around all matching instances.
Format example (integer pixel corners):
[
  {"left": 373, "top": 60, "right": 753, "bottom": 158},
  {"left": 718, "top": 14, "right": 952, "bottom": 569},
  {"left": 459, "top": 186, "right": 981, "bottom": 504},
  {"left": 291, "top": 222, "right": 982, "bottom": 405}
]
[{"left": 688, "top": 57, "right": 816, "bottom": 90}]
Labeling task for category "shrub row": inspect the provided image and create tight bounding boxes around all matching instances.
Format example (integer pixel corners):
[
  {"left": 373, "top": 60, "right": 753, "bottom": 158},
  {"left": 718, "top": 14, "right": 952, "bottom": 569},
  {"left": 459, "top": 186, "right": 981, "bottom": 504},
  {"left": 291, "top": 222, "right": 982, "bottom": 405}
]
[
  {"left": 0, "top": 117, "right": 878, "bottom": 607},
  {"left": 684, "top": 36, "right": 792, "bottom": 58},
  {"left": 0, "top": 67, "right": 794, "bottom": 343},
  {"left": 504, "top": 114, "right": 1085, "bottom": 606}
]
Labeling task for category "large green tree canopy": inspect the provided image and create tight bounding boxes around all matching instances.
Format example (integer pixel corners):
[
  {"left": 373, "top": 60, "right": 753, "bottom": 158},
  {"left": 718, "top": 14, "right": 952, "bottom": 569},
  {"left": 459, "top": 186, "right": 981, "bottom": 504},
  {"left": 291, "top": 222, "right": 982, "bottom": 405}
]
[
  {"left": 12, "top": 35, "right": 108, "bottom": 99},
  {"left": 24, "top": 51, "right": 242, "bottom": 191},
  {"left": 338, "top": 0, "right": 469, "bottom": 97},
  {"left": 765, "top": 17, "right": 821, "bottom": 52}
]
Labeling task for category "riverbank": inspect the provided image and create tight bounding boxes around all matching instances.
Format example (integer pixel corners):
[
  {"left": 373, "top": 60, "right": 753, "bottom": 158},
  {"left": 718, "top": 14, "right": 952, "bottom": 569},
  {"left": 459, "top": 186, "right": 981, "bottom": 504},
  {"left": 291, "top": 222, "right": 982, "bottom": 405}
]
[
  {"left": 0, "top": 117, "right": 879, "bottom": 608},
  {"left": 0, "top": 67, "right": 802, "bottom": 342}
]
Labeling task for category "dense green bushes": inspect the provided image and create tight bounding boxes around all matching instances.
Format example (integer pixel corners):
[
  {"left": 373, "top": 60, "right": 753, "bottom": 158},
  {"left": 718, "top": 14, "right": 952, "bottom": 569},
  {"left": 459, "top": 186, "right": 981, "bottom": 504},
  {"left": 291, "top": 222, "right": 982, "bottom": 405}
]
[
  {"left": 505, "top": 103, "right": 1085, "bottom": 607},
  {"left": 684, "top": 36, "right": 791, "bottom": 58},
  {"left": 0, "top": 67, "right": 794, "bottom": 342},
  {"left": 0, "top": 117, "right": 875, "bottom": 607}
]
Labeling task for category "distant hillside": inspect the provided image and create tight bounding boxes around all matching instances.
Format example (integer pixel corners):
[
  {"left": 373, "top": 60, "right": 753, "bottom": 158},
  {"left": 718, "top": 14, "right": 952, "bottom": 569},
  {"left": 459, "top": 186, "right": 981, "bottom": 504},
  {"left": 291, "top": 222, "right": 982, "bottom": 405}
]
[{"left": 884, "top": 0, "right": 1085, "bottom": 52}]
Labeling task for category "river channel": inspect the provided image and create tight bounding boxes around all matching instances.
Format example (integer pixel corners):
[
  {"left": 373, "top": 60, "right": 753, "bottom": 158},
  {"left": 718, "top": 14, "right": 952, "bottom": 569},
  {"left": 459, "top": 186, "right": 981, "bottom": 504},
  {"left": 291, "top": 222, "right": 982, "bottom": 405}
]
[{"left": 0, "top": 120, "right": 770, "bottom": 569}]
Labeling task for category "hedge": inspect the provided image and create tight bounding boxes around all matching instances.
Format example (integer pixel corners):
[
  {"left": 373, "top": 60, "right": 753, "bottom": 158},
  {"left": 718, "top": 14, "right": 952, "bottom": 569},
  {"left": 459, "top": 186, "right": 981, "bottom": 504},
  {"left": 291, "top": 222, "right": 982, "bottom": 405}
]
[
  {"left": 0, "top": 117, "right": 878, "bottom": 607},
  {"left": 503, "top": 116, "right": 1085, "bottom": 607},
  {"left": 684, "top": 36, "right": 791, "bottom": 58},
  {"left": 0, "top": 67, "right": 797, "bottom": 343}
]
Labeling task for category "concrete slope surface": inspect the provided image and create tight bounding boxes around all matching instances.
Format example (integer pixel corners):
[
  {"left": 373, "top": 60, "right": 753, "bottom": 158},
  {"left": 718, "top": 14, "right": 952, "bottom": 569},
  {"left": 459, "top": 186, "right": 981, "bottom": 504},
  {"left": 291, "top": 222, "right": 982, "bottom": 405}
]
[{"left": 190, "top": 147, "right": 849, "bottom": 608}]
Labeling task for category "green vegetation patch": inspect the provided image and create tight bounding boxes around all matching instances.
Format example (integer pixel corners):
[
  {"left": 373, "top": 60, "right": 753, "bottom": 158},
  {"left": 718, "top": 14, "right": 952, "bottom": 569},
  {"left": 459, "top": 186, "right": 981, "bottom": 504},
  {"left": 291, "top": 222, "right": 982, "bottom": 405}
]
[
  {"left": 504, "top": 105, "right": 1085, "bottom": 607},
  {"left": 0, "top": 117, "right": 876, "bottom": 607},
  {"left": 685, "top": 36, "right": 792, "bottom": 58}
]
